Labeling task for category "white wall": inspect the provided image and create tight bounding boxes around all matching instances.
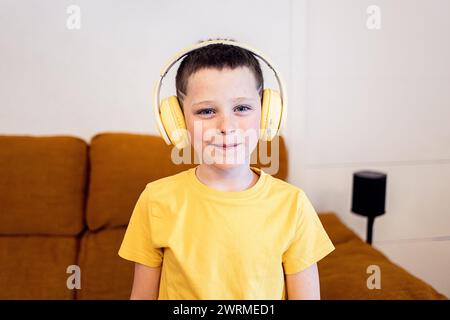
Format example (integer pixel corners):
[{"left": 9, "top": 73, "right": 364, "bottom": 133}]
[
  {"left": 290, "top": 0, "right": 450, "bottom": 297},
  {"left": 0, "top": 0, "right": 290, "bottom": 140},
  {"left": 0, "top": 0, "right": 449, "bottom": 297}
]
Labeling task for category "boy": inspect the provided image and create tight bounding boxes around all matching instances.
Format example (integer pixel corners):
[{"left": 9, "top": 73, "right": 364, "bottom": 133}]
[{"left": 118, "top": 40, "right": 335, "bottom": 300}]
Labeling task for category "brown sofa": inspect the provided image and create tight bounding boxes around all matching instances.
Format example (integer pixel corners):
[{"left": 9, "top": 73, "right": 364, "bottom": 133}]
[{"left": 0, "top": 133, "right": 446, "bottom": 300}]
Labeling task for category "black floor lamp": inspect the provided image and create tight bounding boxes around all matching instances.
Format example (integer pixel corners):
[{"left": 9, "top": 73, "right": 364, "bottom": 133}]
[{"left": 351, "top": 170, "right": 387, "bottom": 245}]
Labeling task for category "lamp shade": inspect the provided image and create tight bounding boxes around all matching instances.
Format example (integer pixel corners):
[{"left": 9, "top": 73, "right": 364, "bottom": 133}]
[{"left": 351, "top": 170, "right": 387, "bottom": 217}]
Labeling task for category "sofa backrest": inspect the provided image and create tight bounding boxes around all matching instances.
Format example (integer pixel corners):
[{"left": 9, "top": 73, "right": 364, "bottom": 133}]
[
  {"left": 0, "top": 136, "right": 87, "bottom": 236},
  {"left": 0, "top": 133, "right": 288, "bottom": 234}
]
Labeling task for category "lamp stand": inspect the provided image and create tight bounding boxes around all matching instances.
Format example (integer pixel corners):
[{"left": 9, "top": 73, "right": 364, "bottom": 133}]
[{"left": 366, "top": 216, "right": 375, "bottom": 245}]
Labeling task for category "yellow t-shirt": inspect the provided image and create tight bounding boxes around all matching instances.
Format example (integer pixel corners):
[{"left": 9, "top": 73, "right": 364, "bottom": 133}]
[{"left": 118, "top": 166, "right": 335, "bottom": 299}]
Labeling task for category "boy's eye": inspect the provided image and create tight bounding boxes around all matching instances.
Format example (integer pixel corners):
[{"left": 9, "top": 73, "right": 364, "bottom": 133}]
[
  {"left": 196, "top": 108, "right": 215, "bottom": 116},
  {"left": 195, "top": 105, "right": 252, "bottom": 117},
  {"left": 235, "top": 105, "right": 252, "bottom": 112}
]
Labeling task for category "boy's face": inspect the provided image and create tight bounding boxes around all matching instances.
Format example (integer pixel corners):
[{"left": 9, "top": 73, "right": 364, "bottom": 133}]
[{"left": 182, "top": 66, "right": 261, "bottom": 170}]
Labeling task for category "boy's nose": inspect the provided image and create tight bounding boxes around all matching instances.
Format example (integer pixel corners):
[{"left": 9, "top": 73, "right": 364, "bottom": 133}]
[{"left": 218, "top": 115, "right": 237, "bottom": 135}]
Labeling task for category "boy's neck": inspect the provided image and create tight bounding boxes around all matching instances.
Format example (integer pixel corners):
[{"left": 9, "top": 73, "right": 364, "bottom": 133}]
[{"left": 195, "top": 164, "right": 260, "bottom": 192}]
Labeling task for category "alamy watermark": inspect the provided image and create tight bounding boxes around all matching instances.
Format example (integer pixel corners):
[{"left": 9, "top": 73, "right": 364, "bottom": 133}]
[
  {"left": 366, "top": 265, "right": 381, "bottom": 289},
  {"left": 66, "top": 265, "right": 81, "bottom": 290},
  {"left": 366, "top": 5, "right": 381, "bottom": 30},
  {"left": 66, "top": 5, "right": 81, "bottom": 30},
  {"left": 169, "top": 122, "right": 281, "bottom": 175}
]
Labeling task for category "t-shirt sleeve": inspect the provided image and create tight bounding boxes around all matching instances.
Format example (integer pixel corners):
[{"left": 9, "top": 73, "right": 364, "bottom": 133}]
[
  {"left": 282, "top": 190, "right": 335, "bottom": 275},
  {"left": 118, "top": 186, "right": 163, "bottom": 268}
]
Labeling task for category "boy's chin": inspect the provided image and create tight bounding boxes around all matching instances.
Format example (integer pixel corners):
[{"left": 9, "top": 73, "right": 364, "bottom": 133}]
[
  {"left": 201, "top": 154, "right": 249, "bottom": 170},
  {"left": 208, "top": 162, "right": 248, "bottom": 171}
]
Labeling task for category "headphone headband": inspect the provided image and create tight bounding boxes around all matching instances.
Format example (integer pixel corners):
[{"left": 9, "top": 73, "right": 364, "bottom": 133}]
[{"left": 153, "top": 39, "right": 288, "bottom": 145}]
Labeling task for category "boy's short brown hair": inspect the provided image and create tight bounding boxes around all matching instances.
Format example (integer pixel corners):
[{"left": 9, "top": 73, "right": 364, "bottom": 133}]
[{"left": 175, "top": 39, "right": 264, "bottom": 108}]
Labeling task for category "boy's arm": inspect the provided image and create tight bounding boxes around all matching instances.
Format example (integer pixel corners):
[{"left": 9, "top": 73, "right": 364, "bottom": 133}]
[
  {"left": 130, "top": 262, "right": 162, "bottom": 300},
  {"left": 285, "top": 263, "right": 321, "bottom": 300}
]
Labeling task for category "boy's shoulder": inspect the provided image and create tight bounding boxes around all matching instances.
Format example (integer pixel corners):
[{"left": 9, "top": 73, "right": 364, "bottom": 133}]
[
  {"left": 266, "top": 173, "right": 304, "bottom": 196},
  {"left": 141, "top": 168, "right": 189, "bottom": 198}
]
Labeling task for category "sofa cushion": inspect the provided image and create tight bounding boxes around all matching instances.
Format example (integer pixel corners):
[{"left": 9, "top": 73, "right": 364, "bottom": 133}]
[
  {"left": 77, "top": 227, "right": 133, "bottom": 299},
  {"left": 0, "top": 136, "right": 87, "bottom": 235},
  {"left": 318, "top": 214, "right": 447, "bottom": 299},
  {"left": 86, "top": 133, "right": 288, "bottom": 231},
  {"left": 0, "top": 235, "right": 78, "bottom": 299}
]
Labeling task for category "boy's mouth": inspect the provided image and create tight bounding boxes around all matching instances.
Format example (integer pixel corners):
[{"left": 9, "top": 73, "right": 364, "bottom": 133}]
[{"left": 212, "top": 143, "right": 241, "bottom": 149}]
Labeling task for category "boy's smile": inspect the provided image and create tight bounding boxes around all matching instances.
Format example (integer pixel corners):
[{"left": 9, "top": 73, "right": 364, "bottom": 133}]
[{"left": 182, "top": 66, "right": 262, "bottom": 170}]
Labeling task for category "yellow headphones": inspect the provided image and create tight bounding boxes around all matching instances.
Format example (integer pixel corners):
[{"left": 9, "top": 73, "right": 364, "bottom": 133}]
[{"left": 153, "top": 39, "right": 288, "bottom": 150}]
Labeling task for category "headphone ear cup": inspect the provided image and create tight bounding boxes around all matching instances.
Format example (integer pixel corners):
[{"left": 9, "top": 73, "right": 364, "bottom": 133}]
[
  {"left": 260, "top": 88, "right": 283, "bottom": 141},
  {"left": 160, "top": 96, "right": 190, "bottom": 149}
]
